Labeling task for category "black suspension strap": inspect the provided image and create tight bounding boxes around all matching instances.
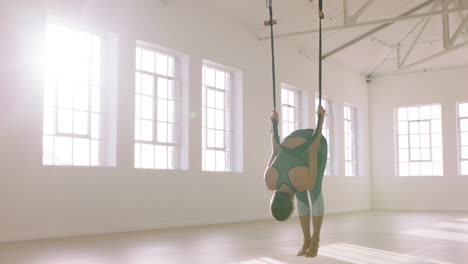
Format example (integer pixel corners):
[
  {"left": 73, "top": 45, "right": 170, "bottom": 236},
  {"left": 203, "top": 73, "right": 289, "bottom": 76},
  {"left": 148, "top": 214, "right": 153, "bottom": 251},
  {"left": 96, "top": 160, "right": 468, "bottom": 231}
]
[
  {"left": 265, "top": 0, "right": 325, "bottom": 154},
  {"left": 318, "top": 0, "right": 324, "bottom": 107},
  {"left": 265, "top": 0, "right": 281, "bottom": 146}
]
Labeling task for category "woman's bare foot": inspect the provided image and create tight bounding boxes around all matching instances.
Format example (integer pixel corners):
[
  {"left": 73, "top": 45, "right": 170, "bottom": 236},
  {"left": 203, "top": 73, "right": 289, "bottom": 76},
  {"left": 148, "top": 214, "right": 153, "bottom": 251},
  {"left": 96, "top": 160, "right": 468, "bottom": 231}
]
[
  {"left": 305, "top": 236, "right": 320, "bottom": 257},
  {"left": 297, "top": 237, "right": 310, "bottom": 256}
]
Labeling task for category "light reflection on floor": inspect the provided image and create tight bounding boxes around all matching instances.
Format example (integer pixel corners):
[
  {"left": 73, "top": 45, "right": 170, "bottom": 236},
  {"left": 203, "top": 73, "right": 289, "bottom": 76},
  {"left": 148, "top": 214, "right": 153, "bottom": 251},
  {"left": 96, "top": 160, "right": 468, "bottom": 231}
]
[
  {"left": 318, "top": 243, "right": 453, "bottom": 264},
  {"left": 456, "top": 218, "right": 468, "bottom": 222},
  {"left": 402, "top": 228, "right": 468, "bottom": 242},
  {"left": 433, "top": 222, "right": 468, "bottom": 230},
  {"left": 233, "top": 257, "right": 287, "bottom": 264}
]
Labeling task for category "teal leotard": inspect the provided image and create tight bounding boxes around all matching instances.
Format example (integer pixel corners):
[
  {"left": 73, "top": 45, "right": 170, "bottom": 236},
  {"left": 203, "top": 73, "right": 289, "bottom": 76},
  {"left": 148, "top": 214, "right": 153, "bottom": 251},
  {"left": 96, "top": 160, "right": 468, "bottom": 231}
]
[{"left": 271, "top": 129, "right": 328, "bottom": 216}]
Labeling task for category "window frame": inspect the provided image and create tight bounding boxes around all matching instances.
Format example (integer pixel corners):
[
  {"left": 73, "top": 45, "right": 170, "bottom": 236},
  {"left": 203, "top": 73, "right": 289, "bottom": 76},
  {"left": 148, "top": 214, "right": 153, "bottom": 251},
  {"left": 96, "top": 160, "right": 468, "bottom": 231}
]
[
  {"left": 395, "top": 104, "right": 443, "bottom": 177},
  {"left": 42, "top": 18, "right": 112, "bottom": 167},
  {"left": 201, "top": 62, "right": 236, "bottom": 172},
  {"left": 280, "top": 84, "right": 304, "bottom": 138},
  {"left": 458, "top": 102, "right": 468, "bottom": 176},
  {"left": 134, "top": 41, "right": 182, "bottom": 170},
  {"left": 343, "top": 104, "right": 357, "bottom": 177}
]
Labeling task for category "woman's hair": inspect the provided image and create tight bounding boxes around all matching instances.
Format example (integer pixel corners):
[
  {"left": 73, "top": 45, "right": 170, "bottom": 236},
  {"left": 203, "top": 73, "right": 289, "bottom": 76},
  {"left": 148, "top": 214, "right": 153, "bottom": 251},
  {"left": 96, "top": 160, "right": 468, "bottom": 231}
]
[{"left": 270, "top": 191, "right": 294, "bottom": 222}]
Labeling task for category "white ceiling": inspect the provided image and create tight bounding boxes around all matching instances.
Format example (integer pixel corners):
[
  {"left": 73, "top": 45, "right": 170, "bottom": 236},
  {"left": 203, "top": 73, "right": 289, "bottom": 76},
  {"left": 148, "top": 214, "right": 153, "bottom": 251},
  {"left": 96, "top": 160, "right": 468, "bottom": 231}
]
[{"left": 192, "top": 0, "right": 468, "bottom": 81}]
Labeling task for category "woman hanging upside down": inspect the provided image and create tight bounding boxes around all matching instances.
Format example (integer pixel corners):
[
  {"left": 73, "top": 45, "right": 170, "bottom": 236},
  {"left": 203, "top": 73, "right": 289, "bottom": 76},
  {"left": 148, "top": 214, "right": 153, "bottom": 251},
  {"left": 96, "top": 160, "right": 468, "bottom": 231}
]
[{"left": 264, "top": 105, "right": 327, "bottom": 258}]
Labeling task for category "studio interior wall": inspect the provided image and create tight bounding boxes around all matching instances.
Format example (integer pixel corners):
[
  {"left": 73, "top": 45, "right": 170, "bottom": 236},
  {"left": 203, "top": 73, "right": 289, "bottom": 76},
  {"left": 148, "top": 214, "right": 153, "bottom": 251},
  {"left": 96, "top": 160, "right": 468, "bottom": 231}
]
[
  {"left": 370, "top": 69, "right": 468, "bottom": 211},
  {"left": 0, "top": 0, "right": 370, "bottom": 242}
]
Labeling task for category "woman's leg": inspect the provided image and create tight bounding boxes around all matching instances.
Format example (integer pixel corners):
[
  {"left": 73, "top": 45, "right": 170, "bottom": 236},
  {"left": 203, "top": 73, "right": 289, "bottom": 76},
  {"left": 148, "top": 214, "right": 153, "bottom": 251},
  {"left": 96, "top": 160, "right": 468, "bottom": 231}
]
[
  {"left": 306, "top": 192, "right": 324, "bottom": 257},
  {"left": 295, "top": 191, "right": 312, "bottom": 256}
]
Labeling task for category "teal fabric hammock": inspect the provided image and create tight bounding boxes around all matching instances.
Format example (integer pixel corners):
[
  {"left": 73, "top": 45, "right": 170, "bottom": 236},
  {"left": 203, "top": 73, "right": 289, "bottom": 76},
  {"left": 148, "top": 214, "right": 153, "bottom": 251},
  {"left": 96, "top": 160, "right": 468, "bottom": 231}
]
[{"left": 266, "top": 0, "right": 324, "bottom": 154}]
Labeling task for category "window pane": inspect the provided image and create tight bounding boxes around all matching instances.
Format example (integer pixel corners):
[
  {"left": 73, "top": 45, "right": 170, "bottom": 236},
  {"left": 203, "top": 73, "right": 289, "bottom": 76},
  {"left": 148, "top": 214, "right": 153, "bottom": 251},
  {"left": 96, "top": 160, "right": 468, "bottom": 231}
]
[
  {"left": 216, "top": 130, "right": 224, "bottom": 148},
  {"left": 419, "top": 106, "right": 431, "bottom": 120},
  {"left": 141, "top": 120, "right": 153, "bottom": 141},
  {"left": 408, "top": 107, "right": 419, "bottom": 120},
  {"left": 73, "top": 138, "right": 90, "bottom": 166},
  {"left": 141, "top": 96, "right": 153, "bottom": 120},
  {"left": 142, "top": 49, "right": 155, "bottom": 72},
  {"left": 168, "top": 100, "right": 175, "bottom": 123},
  {"left": 399, "top": 163, "right": 409, "bottom": 176},
  {"left": 433, "top": 147, "right": 442, "bottom": 161},
  {"left": 141, "top": 144, "right": 154, "bottom": 169},
  {"left": 90, "top": 140, "right": 99, "bottom": 166},
  {"left": 216, "top": 70, "right": 225, "bottom": 89},
  {"left": 157, "top": 77, "right": 168, "bottom": 98},
  {"left": 157, "top": 99, "right": 168, "bottom": 122},
  {"left": 207, "top": 89, "right": 216, "bottom": 108},
  {"left": 459, "top": 103, "right": 468, "bottom": 118},
  {"left": 461, "top": 132, "right": 468, "bottom": 146},
  {"left": 409, "top": 122, "right": 419, "bottom": 134},
  {"left": 43, "top": 136, "right": 54, "bottom": 165},
  {"left": 136, "top": 48, "right": 142, "bottom": 70},
  {"left": 58, "top": 109, "right": 73, "bottom": 133},
  {"left": 135, "top": 119, "right": 141, "bottom": 141},
  {"left": 168, "top": 56, "right": 175, "bottom": 78},
  {"left": 460, "top": 119, "right": 468, "bottom": 132},
  {"left": 168, "top": 80, "right": 175, "bottom": 100},
  {"left": 216, "top": 91, "right": 225, "bottom": 109},
  {"left": 91, "top": 113, "right": 100, "bottom": 139},
  {"left": 135, "top": 95, "right": 141, "bottom": 118},
  {"left": 398, "top": 108, "right": 408, "bottom": 121},
  {"left": 58, "top": 85, "right": 73, "bottom": 108},
  {"left": 207, "top": 108, "right": 215, "bottom": 129},
  {"left": 155, "top": 145, "right": 167, "bottom": 169},
  {"left": 156, "top": 53, "right": 168, "bottom": 76},
  {"left": 205, "top": 150, "right": 216, "bottom": 171},
  {"left": 207, "top": 129, "right": 215, "bottom": 148},
  {"left": 73, "top": 110, "right": 88, "bottom": 135},
  {"left": 134, "top": 143, "right": 141, "bottom": 168},
  {"left": 43, "top": 107, "right": 55, "bottom": 134},
  {"left": 55, "top": 137, "right": 72, "bottom": 165},
  {"left": 216, "top": 110, "right": 224, "bottom": 130},
  {"left": 167, "top": 146, "right": 175, "bottom": 169},
  {"left": 398, "top": 122, "right": 408, "bottom": 134},
  {"left": 74, "top": 86, "right": 89, "bottom": 110},
  {"left": 282, "top": 106, "right": 288, "bottom": 122},
  {"left": 399, "top": 135, "right": 408, "bottom": 148},
  {"left": 167, "top": 123, "right": 175, "bottom": 143},
  {"left": 399, "top": 149, "right": 409, "bottom": 162},
  {"left": 281, "top": 89, "right": 288, "bottom": 104},
  {"left": 141, "top": 74, "right": 154, "bottom": 96},
  {"left": 205, "top": 67, "right": 215, "bottom": 87},
  {"left": 420, "top": 134, "right": 430, "bottom": 148},
  {"left": 461, "top": 161, "right": 468, "bottom": 175},
  {"left": 420, "top": 121, "right": 430, "bottom": 134},
  {"left": 91, "top": 88, "right": 100, "bottom": 113},
  {"left": 216, "top": 151, "right": 226, "bottom": 171},
  {"left": 156, "top": 122, "right": 167, "bottom": 142}
]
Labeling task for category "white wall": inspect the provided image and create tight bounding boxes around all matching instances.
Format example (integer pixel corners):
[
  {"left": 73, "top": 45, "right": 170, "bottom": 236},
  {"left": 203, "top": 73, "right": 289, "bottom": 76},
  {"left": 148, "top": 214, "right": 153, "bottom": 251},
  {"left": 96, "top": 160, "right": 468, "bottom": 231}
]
[
  {"left": 370, "top": 69, "right": 468, "bottom": 211},
  {"left": 0, "top": 0, "right": 371, "bottom": 242}
]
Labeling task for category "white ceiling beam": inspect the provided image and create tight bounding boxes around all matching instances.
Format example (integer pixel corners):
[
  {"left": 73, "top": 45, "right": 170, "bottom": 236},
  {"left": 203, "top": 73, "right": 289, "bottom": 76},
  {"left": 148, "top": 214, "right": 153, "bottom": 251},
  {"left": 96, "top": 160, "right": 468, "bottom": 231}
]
[
  {"left": 259, "top": 0, "right": 450, "bottom": 40},
  {"left": 400, "top": 4, "right": 439, "bottom": 67},
  {"left": 343, "top": 0, "right": 349, "bottom": 25},
  {"left": 323, "top": 0, "right": 438, "bottom": 59},
  {"left": 459, "top": 11, "right": 468, "bottom": 39},
  {"left": 347, "top": 0, "right": 376, "bottom": 24},
  {"left": 442, "top": 0, "right": 450, "bottom": 48},
  {"left": 448, "top": 15, "right": 468, "bottom": 47},
  {"left": 368, "top": 39, "right": 468, "bottom": 82}
]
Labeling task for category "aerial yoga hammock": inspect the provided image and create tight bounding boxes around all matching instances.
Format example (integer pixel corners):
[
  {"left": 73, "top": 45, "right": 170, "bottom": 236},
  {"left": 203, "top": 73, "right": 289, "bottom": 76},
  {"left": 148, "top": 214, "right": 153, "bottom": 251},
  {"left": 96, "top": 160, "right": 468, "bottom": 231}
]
[{"left": 263, "top": 0, "right": 328, "bottom": 258}]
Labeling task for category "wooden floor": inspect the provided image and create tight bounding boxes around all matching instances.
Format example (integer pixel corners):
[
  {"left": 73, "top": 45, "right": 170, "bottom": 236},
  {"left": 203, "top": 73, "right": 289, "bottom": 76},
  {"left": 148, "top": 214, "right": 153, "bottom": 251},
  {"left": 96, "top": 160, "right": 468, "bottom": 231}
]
[{"left": 1, "top": 211, "right": 468, "bottom": 264}]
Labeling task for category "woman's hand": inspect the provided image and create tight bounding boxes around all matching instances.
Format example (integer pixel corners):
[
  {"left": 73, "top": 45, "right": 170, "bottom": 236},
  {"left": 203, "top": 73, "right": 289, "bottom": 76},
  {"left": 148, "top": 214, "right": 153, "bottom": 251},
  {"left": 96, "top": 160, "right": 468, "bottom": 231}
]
[
  {"left": 270, "top": 110, "right": 279, "bottom": 123},
  {"left": 317, "top": 105, "right": 325, "bottom": 116}
]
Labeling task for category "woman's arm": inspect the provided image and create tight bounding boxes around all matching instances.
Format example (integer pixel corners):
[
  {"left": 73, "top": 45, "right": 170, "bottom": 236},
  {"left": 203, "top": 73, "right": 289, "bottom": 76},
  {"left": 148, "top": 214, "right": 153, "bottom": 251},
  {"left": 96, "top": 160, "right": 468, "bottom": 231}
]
[
  {"left": 267, "top": 110, "right": 280, "bottom": 167},
  {"left": 304, "top": 105, "right": 326, "bottom": 190}
]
